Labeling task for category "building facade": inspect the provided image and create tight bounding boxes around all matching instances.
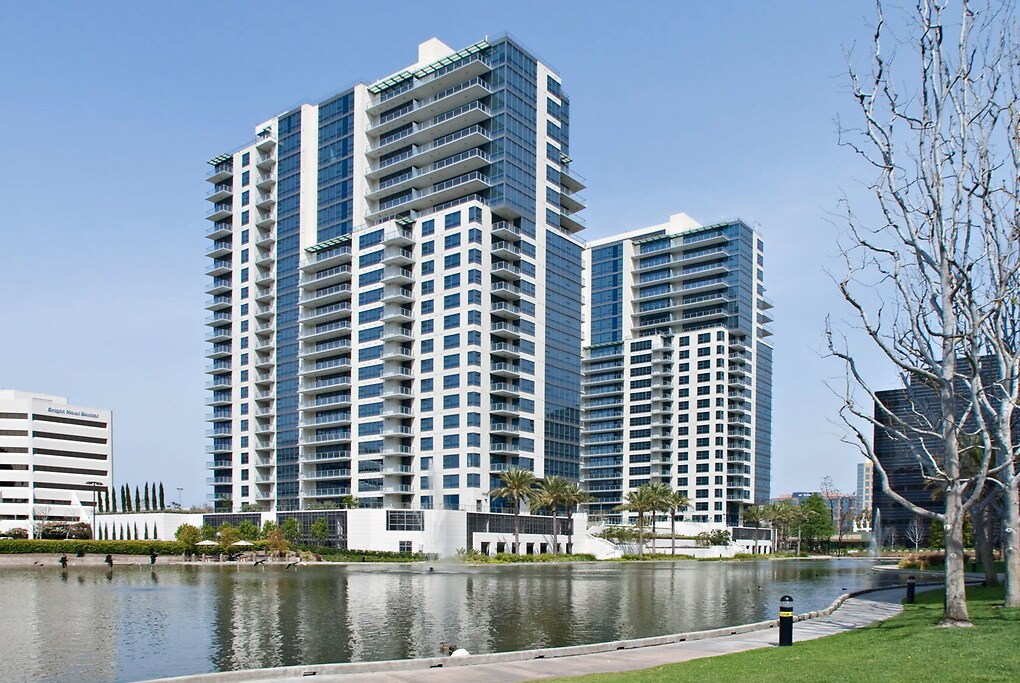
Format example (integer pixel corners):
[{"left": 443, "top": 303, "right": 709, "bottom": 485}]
[
  {"left": 580, "top": 213, "right": 773, "bottom": 526},
  {"left": 856, "top": 460, "right": 873, "bottom": 517},
  {"left": 205, "top": 37, "right": 585, "bottom": 513},
  {"left": 0, "top": 390, "right": 111, "bottom": 536}
]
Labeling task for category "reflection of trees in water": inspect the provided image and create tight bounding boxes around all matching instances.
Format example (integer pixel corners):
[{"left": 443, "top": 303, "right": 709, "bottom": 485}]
[{"left": 210, "top": 567, "right": 353, "bottom": 671}]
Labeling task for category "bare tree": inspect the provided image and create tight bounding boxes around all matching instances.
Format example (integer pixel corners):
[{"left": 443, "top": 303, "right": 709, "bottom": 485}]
[
  {"left": 906, "top": 515, "right": 927, "bottom": 551},
  {"left": 828, "top": 0, "right": 1018, "bottom": 625},
  {"left": 31, "top": 505, "right": 51, "bottom": 539}
]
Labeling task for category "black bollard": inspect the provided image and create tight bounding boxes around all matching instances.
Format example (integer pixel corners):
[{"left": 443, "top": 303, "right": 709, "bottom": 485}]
[
  {"left": 906, "top": 575, "right": 916, "bottom": 604},
  {"left": 104, "top": 554, "right": 113, "bottom": 568},
  {"left": 778, "top": 595, "right": 794, "bottom": 646}
]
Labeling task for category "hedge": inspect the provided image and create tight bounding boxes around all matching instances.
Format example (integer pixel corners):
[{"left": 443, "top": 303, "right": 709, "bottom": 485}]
[{"left": 0, "top": 539, "right": 269, "bottom": 555}]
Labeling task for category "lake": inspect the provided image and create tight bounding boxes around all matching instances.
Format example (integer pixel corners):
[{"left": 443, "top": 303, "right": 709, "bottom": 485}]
[{"left": 0, "top": 558, "right": 898, "bottom": 682}]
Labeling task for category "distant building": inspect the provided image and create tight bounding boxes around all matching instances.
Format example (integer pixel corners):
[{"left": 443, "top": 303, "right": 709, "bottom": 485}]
[
  {"left": 872, "top": 358, "right": 1006, "bottom": 543},
  {"left": 0, "top": 390, "right": 112, "bottom": 536},
  {"left": 856, "top": 461, "right": 873, "bottom": 516},
  {"left": 580, "top": 213, "right": 773, "bottom": 528}
]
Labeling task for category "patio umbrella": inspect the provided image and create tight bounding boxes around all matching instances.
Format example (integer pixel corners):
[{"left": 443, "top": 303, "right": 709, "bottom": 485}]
[
  {"left": 196, "top": 540, "right": 219, "bottom": 547},
  {"left": 231, "top": 540, "right": 254, "bottom": 547}
]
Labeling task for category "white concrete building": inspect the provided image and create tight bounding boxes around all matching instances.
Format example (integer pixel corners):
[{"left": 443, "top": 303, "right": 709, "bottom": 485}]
[
  {"left": 205, "top": 36, "right": 585, "bottom": 513},
  {"left": 0, "top": 390, "right": 111, "bottom": 536},
  {"left": 580, "top": 213, "right": 773, "bottom": 528}
]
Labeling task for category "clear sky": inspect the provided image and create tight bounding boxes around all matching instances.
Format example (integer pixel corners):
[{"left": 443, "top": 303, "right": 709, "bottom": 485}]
[{"left": 0, "top": 0, "right": 895, "bottom": 506}]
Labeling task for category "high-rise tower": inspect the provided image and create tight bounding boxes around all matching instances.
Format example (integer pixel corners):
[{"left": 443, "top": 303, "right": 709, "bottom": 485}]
[
  {"left": 204, "top": 37, "right": 585, "bottom": 513},
  {"left": 580, "top": 213, "right": 772, "bottom": 527}
]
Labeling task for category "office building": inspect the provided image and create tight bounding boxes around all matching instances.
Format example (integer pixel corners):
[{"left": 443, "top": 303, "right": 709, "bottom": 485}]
[
  {"left": 205, "top": 37, "right": 585, "bottom": 513},
  {"left": 580, "top": 213, "right": 773, "bottom": 526},
  {"left": 856, "top": 460, "right": 873, "bottom": 516},
  {"left": 0, "top": 390, "right": 111, "bottom": 536}
]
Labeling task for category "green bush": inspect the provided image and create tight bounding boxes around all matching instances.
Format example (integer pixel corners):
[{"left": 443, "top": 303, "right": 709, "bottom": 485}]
[
  {"left": 0, "top": 539, "right": 270, "bottom": 555},
  {"left": 619, "top": 553, "right": 696, "bottom": 561},
  {"left": 460, "top": 551, "right": 597, "bottom": 563},
  {"left": 310, "top": 546, "right": 426, "bottom": 562}
]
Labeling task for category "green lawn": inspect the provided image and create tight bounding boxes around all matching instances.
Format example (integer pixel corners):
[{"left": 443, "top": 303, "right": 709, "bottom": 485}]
[{"left": 550, "top": 586, "right": 1020, "bottom": 682}]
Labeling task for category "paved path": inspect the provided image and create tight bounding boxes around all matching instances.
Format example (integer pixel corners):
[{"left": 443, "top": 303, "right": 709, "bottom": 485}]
[{"left": 257, "top": 586, "right": 918, "bottom": 682}]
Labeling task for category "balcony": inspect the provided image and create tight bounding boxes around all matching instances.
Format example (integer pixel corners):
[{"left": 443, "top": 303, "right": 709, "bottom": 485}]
[
  {"left": 380, "top": 346, "right": 413, "bottom": 361},
  {"left": 490, "top": 382, "right": 520, "bottom": 397},
  {"left": 255, "top": 212, "right": 275, "bottom": 229},
  {"left": 380, "top": 305, "right": 414, "bottom": 322},
  {"left": 380, "top": 267, "right": 414, "bottom": 285},
  {"left": 491, "top": 402, "right": 522, "bottom": 416},
  {"left": 303, "top": 469, "right": 351, "bottom": 481},
  {"left": 256, "top": 153, "right": 275, "bottom": 170},
  {"left": 368, "top": 171, "right": 492, "bottom": 221},
  {"left": 207, "top": 163, "right": 233, "bottom": 183},
  {"left": 491, "top": 262, "right": 522, "bottom": 281},
  {"left": 381, "top": 286, "right": 414, "bottom": 303},
  {"left": 491, "top": 282, "right": 523, "bottom": 300},
  {"left": 205, "top": 361, "right": 231, "bottom": 375},
  {"left": 300, "top": 338, "right": 352, "bottom": 359},
  {"left": 205, "top": 327, "right": 231, "bottom": 343},
  {"left": 491, "top": 342, "right": 522, "bottom": 358},
  {"left": 305, "top": 487, "right": 352, "bottom": 498},
  {"left": 205, "top": 259, "right": 232, "bottom": 277},
  {"left": 206, "top": 183, "right": 233, "bottom": 203},
  {"left": 491, "top": 241, "right": 522, "bottom": 260},
  {"left": 255, "top": 193, "right": 275, "bottom": 209},
  {"left": 368, "top": 52, "right": 492, "bottom": 114},
  {"left": 367, "top": 149, "right": 492, "bottom": 200},
  {"left": 491, "top": 362, "right": 521, "bottom": 378},
  {"left": 256, "top": 172, "right": 276, "bottom": 190},
  {"left": 206, "top": 294, "right": 231, "bottom": 311},
  {"left": 299, "top": 358, "right": 352, "bottom": 377},
  {"left": 302, "top": 320, "right": 352, "bottom": 342},
  {"left": 300, "top": 302, "right": 351, "bottom": 324},
  {"left": 206, "top": 203, "right": 232, "bottom": 222},
  {"left": 491, "top": 302, "right": 522, "bottom": 320},
  {"left": 255, "top": 131, "right": 277, "bottom": 152},
  {"left": 369, "top": 77, "right": 492, "bottom": 136},
  {"left": 206, "top": 222, "right": 232, "bottom": 240},
  {"left": 559, "top": 210, "right": 585, "bottom": 233},
  {"left": 254, "top": 270, "right": 276, "bottom": 287},
  {"left": 255, "top": 287, "right": 275, "bottom": 303},
  {"left": 491, "top": 322, "right": 522, "bottom": 339},
  {"left": 299, "top": 450, "right": 352, "bottom": 464},
  {"left": 367, "top": 101, "right": 491, "bottom": 158},
  {"left": 381, "top": 325, "right": 414, "bottom": 342},
  {"left": 300, "top": 265, "right": 352, "bottom": 289}
]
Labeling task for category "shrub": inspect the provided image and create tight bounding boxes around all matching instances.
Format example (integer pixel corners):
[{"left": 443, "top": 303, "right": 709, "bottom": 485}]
[
  {"left": 0, "top": 539, "right": 270, "bottom": 555},
  {"left": 6, "top": 528, "right": 28, "bottom": 539},
  {"left": 898, "top": 551, "right": 971, "bottom": 569},
  {"left": 620, "top": 553, "right": 696, "bottom": 561}
]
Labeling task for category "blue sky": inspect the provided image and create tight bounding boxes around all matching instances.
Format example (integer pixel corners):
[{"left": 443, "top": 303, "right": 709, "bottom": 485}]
[{"left": 0, "top": 1, "right": 892, "bottom": 505}]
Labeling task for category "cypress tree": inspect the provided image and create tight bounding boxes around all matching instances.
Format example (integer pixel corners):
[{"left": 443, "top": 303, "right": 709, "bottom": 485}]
[
  {"left": 153, "top": 525, "right": 158, "bottom": 540},
  {"left": 110, "top": 487, "right": 116, "bottom": 513},
  {"left": 144, "top": 523, "right": 149, "bottom": 540},
  {"left": 134, "top": 486, "right": 141, "bottom": 512},
  {"left": 144, "top": 483, "right": 151, "bottom": 511},
  {"left": 134, "top": 523, "right": 139, "bottom": 540},
  {"left": 121, "top": 485, "right": 128, "bottom": 512},
  {"left": 159, "top": 483, "right": 165, "bottom": 510}
]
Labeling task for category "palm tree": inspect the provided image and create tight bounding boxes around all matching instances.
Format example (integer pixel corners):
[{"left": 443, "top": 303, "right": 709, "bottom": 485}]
[
  {"left": 743, "top": 504, "right": 766, "bottom": 554},
  {"left": 616, "top": 487, "right": 656, "bottom": 556},
  {"left": 667, "top": 492, "right": 690, "bottom": 555},
  {"left": 532, "top": 476, "right": 573, "bottom": 554},
  {"left": 489, "top": 467, "right": 537, "bottom": 555},
  {"left": 644, "top": 482, "right": 673, "bottom": 551},
  {"left": 562, "top": 483, "right": 594, "bottom": 554}
]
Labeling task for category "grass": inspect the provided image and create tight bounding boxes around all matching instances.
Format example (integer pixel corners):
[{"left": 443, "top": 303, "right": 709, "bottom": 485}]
[{"left": 547, "top": 585, "right": 1020, "bottom": 682}]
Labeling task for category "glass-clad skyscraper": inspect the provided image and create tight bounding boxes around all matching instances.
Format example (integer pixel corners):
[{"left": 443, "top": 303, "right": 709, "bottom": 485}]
[
  {"left": 204, "top": 37, "right": 585, "bottom": 512},
  {"left": 581, "top": 213, "right": 773, "bottom": 527}
]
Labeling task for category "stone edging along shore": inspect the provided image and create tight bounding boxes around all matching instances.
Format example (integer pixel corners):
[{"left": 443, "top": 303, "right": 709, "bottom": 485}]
[{"left": 154, "top": 580, "right": 945, "bottom": 682}]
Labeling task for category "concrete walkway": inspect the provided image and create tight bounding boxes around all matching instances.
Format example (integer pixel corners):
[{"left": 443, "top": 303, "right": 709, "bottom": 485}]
[
  {"left": 311, "top": 589, "right": 910, "bottom": 682},
  {"left": 161, "top": 584, "right": 923, "bottom": 683}
]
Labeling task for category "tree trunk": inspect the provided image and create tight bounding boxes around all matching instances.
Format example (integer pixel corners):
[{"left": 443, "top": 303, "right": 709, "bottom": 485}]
[
  {"left": 971, "top": 503, "right": 998, "bottom": 588},
  {"left": 637, "top": 512, "right": 645, "bottom": 556},
  {"left": 1003, "top": 481, "right": 1020, "bottom": 607},
  {"left": 514, "top": 500, "right": 521, "bottom": 555},
  {"left": 550, "top": 507, "right": 559, "bottom": 555},
  {"left": 565, "top": 509, "right": 574, "bottom": 555},
  {"left": 796, "top": 524, "right": 802, "bottom": 557},
  {"left": 941, "top": 489, "right": 973, "bottom": 627},
  {"left": 671, "top": 515, "right": 676, "bottom": 556}
]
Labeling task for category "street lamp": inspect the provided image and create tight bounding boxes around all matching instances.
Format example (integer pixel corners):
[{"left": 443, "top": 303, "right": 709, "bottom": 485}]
[{"left": 86, "top": 481, "right": 103, "bottom": 540}]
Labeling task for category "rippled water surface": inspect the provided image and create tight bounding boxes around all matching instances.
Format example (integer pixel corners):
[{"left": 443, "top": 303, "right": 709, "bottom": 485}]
[{"left": 0, "top": 558, "right": 899, "bottom": 681}]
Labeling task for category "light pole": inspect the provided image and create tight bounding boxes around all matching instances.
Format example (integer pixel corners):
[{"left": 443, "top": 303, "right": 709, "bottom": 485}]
[
  {"left": 86, "top": 481, "right": 103, "bottom": 539},
  {"left": 177, "top": 487, "right": 183, "bottom": 510}
]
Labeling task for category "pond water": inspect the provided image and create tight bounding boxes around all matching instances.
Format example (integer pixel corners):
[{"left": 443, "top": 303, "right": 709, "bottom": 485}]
[{"left": 0, "top": 558, "right": 899, "bottom": 682}]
